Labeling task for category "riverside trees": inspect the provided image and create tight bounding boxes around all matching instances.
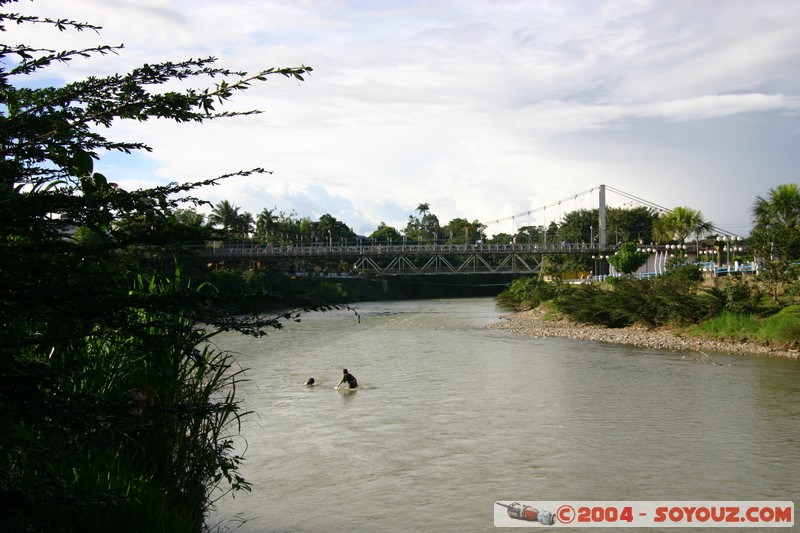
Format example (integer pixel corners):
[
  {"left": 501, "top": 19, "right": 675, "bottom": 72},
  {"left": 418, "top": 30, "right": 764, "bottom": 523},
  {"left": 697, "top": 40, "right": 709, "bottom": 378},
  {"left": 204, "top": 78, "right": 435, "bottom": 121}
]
[
  {"left": 652, "top": 206, "right": 714, "bottom": 259},
  {"left": 751, "top": 183, "right": 800, "bottom": 263},
  {"left": 497, "top": 184, "right": 800, "bottom": 339},
  {"left": 0, "top": 3, "right": 312, "bottom": 530},
  {"left": 750, "top": 183, "right": 800, "bottom": 305}
]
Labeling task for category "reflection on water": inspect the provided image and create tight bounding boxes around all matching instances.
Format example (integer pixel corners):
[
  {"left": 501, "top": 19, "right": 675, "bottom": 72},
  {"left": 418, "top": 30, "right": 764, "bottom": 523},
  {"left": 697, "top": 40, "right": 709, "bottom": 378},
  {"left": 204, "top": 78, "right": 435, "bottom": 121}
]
[{"left": 210, "top": 298, "right": 800, "bottom": 533}]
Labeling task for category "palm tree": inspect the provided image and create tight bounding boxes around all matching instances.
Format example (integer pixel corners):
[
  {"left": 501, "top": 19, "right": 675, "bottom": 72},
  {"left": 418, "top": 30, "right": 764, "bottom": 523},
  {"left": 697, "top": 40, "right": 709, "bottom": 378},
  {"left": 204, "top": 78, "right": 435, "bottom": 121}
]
[
  {"left": 752, "top": 183, "right": 800, "bottom": 229},
  {"left": 652, "top": 206, "right": 713, "bottom": 254},
  {"left": 256, "top": 208, "right": 276, "bottom": 242},
  {"left": 208, "top": 200, "right": 240, "bottom": 232},
  {"left": 751, "top": 183, "right": 800, "bottom": 261},
  {"left": 414, "top": 203, "right": 437, "bottom": 243},
  {"left": 237, "top": 211, "right": 254, "bottom": 239}
]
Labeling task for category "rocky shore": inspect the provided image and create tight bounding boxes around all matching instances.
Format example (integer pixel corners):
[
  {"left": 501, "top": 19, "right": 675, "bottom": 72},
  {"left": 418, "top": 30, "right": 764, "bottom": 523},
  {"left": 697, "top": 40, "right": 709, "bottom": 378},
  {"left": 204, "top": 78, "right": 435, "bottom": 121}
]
[{"left": 489, "top": 307, "right": 800, "bottom": 360}]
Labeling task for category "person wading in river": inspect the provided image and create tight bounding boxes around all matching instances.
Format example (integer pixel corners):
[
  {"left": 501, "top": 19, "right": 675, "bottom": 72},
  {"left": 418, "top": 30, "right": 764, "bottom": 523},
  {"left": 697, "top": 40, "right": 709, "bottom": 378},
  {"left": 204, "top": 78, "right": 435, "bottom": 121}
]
[{"left": 336, "top": 369, "right": 358, "bottom": 389}]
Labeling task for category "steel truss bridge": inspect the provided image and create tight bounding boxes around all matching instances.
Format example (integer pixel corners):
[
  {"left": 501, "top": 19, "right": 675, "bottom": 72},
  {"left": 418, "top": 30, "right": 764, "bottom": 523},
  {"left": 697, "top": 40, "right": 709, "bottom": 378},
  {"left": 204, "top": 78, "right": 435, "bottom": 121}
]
[
  {"left": 205, "top": 241, "right": 612, "bottom": 275},
  {"left": 203, "top": 184, "right": 745, "bottom": 276}
]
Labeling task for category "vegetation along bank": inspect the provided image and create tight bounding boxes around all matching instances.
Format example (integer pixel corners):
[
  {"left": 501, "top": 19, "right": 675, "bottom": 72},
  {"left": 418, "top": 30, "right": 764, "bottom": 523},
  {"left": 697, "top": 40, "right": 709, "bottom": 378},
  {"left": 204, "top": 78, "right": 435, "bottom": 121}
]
[
  {"left": 489, "top": 305, "right": 800, "bottom": 360},
  {"left": 492, "top": 264, "right": 800, "bottom": 360},
  {"left": 491, "top": 181, "right": 800, "bottom": 361}
]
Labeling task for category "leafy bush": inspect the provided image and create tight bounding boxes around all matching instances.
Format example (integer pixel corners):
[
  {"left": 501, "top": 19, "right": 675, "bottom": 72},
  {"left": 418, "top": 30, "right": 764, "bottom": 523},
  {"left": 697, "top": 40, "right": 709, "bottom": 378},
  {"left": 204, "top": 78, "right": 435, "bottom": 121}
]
[
  {"left": 554, "top": 266, "right": 719, "bottom": 328},
  {"left": 0, "top": 6, "right": 311, "bottom": 531},
  {"left": 497, "top": 276, "right": 557, "bottom": 310},
  {"left": 661, "top": 264, "right": 705, "bottom": 287},
  {"left": 721, "top": 277, "right": 762, "bottom": 315},
  {"left": 648, "top": 266, "right": 718, "bottom": 326},
  {"left": 607, "top": 242, "right": 649, "bottom": 275},
  {"left": 554, "top": 282, "right": 634, "bottom": 327}
]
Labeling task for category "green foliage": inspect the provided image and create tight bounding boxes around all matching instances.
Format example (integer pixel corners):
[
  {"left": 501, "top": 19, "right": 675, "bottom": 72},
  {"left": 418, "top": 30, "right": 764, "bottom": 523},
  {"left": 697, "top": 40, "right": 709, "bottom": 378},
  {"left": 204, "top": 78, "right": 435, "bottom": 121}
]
[
  {"left": 497, "top": 276, "right": 557, "bottom": 310},
  {"left": 759, "top": 305, "right": 800, "bottom": 345},
  {"left": 207, "top": 267, "right": 352, "bottom": 310},
  {"left": 689, "top": 311, "right": 762, "bottom": 341},
  {"left": 0, "top": 5, "right": 313, "bottom": 530},
  {"left": 490, "top": 232, "right": 515, "bottom": 244},
  {"left": 370, "top": 221, "right": 402, "bottom": 244},
  {"left": 750, "top": 183, "right": 800, "bottom": 262},
  {"left": 557, "top": 208, "right": 596, "bottom": 243},
  {"left": 2, "top": 269, "right": 250, "bottom": 531},
  {"left": 715, "top": 277, "right": 762, "bottom": 315},
  {"left": 554, "top": 282, "right": 633, "bottom": 327},
  {"left": 538, "top": 206, "right": 658, "bottom": 246},
  {"left": 554, "top": 266, "right": 717, "bottom": 328},
  {"left": 114, "top": 206, "right": 214, "bottom": 245},
  {"left": 651, "top": 206, "right": 713, "bottom": 246},
  {"left": 244, "top": 208, "right": 359, "bottom": 246},
  {"left": 606, "top": 206, "right": 659, "bottom": 245},
  {"left": 661, "top": 263, "right": 704, "bottom": 286},
  {"left": 784, "top": 270, "right": 800, "bottom": 298},
  {"left": 649, "top": 266, "right": 717, "bottom": 326},
  {"left": 748, "top": 184, "right": 800, "bottom": 305},
  {"left": 441, "top": 217, "right": 483, "bottom": 244},
  {"left": 208, "top": 200, "right": 243, "bottom": 232},
  {"left": 317, "top": 212, "right": 358, "bottom": 244},
  {"left": 755, "top": 261, "right": 800, "bottom": 306},
  {"left": 512, "top": 224, "right": 546, "bottom": 245},
  {"left": 71, "top": 225, "right": 110, "bottom": 247},
  {"left": 607, "top": 242, "right": 649, "bottom": 275},
  {"left": 404, "top": 203, "right": 441, "bottom": 243},
  {"left": 689, "top": 305, "right": 800, "bottom": 347}
]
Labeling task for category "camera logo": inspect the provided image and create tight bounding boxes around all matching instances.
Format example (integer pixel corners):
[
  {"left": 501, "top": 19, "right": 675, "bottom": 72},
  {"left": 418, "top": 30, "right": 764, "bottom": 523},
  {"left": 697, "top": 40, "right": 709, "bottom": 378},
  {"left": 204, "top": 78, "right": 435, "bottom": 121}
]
[{"left": 496, "top": 502, "right": 556, "bottom": 526}]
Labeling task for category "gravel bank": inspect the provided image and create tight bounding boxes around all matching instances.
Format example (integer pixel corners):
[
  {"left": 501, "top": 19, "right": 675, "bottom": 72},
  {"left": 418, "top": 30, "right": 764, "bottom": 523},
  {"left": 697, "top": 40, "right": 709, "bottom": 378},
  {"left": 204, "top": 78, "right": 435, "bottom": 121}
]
[{"left": 489, "top": 308, "right": 800, "bottom": 360}]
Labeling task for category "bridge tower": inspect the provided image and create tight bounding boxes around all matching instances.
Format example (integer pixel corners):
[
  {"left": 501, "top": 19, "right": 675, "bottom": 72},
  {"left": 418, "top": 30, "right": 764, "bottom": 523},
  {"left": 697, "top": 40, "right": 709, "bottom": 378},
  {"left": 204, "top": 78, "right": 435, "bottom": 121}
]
[{"left": 599, "top": 184, "right": 607, "bottom": 249}]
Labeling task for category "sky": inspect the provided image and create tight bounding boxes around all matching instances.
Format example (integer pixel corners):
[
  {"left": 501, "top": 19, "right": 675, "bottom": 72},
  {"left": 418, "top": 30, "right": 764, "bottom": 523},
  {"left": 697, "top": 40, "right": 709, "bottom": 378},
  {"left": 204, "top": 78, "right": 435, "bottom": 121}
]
[{"left": 6, "top": 0, "right": 800, "bottom": 238}]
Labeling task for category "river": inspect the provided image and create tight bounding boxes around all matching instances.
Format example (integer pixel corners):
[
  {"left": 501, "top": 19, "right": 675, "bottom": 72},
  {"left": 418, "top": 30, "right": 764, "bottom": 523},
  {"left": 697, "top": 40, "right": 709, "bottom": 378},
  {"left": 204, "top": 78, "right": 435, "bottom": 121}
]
[{"left": 210, "top": 298, "right": 799, "bottom": 532}]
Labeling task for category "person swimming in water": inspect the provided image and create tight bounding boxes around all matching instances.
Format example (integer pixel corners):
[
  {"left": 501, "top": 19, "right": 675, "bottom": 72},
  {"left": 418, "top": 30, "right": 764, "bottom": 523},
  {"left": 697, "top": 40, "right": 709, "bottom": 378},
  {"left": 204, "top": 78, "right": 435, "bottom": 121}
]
[
  {"left": 336, "top": 369, "right": 358, "bottom": 389},
  {"left": 304, "top": 378, "right": 315, "bottom": 386}
]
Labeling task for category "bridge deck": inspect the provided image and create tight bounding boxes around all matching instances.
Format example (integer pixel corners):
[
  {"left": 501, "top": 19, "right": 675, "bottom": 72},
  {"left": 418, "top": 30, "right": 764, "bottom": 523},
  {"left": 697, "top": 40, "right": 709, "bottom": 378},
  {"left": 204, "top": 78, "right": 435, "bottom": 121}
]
[{"left": 200, "top": 242, "right": 753, "bottom": 277}]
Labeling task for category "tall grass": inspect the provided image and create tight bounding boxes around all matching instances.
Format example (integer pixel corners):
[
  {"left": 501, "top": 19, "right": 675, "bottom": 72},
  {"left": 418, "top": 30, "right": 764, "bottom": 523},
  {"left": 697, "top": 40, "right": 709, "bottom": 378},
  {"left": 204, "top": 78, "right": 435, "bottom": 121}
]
[
  {"left": 758, "top": 305, "right": 800, "bottom": 345},
  {"left": 2, "top": 268, "right": 249, "bottom": 532},
  {"left": 688, "top": 305, "right": 800, "bottom": 348},
  {"left": 689, "top": 311, "right": 761, "bottom": 341}
]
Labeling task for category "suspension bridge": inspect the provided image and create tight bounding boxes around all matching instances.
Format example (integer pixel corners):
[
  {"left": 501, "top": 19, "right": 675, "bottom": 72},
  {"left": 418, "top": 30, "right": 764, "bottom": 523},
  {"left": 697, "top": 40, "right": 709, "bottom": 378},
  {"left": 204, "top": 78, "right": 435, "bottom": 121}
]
[{"left": 204, "top": 185, "right": 749, "bottom": 277}]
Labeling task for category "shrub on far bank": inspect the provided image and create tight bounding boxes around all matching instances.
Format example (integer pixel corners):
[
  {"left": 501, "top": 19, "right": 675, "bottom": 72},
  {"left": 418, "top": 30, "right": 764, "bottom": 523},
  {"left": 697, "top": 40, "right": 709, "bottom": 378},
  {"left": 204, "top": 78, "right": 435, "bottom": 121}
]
[
  {"left": 705, "top": 275, "right": 765, "bottom": 316},
  {"left": 554, "top": 282, "right": 633, "bottom": 327},
  {"left": 497, "top": 276, "right": 558, "bottom": 311},
  {"left": 496, "top": 265, "right": 800, "bottom": 350},
  {"left": 553, "top": 265, "right": 717, "bottom": 328}
]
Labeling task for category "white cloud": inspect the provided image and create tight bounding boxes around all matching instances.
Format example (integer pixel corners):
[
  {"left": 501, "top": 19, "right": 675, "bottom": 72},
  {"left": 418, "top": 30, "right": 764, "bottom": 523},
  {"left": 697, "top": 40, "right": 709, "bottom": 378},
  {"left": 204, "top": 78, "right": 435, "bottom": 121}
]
[{"left": 645, "top": 93, "right": 800, "bottom": 120}]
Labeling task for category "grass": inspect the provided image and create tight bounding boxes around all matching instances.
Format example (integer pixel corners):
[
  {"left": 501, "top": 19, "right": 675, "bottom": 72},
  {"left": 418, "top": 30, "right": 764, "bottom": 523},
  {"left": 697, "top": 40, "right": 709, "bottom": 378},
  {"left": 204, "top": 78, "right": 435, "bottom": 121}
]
[
  {"left": 758, "top": 305, "right": 800, "bottom": 344},
  {"left": 687, "top": 304, "right": 800, "bottom": 348},
  {"left": 3, "top": 270, "right": 250, "bottom": 532}
]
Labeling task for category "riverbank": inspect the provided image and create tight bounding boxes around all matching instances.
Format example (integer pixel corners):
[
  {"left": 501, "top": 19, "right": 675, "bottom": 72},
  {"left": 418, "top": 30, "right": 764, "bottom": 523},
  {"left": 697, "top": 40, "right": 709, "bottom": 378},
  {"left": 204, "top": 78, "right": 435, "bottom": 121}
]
[{"left": 489, "top": 307, "right": 800, "bottom": 360}]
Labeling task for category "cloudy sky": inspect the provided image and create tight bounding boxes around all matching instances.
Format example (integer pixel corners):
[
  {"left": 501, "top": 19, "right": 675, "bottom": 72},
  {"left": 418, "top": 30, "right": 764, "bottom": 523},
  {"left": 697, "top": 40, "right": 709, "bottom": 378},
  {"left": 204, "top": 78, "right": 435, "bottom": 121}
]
[{"left": 8, "top": 0, "right": 800, "bottom": 237}]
